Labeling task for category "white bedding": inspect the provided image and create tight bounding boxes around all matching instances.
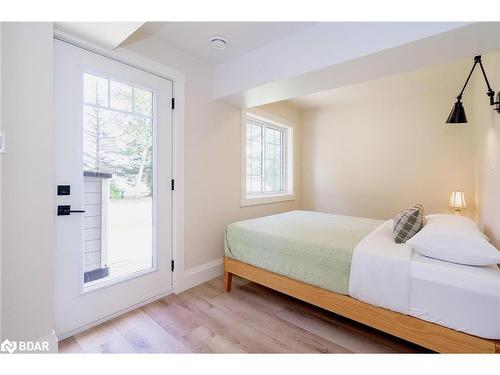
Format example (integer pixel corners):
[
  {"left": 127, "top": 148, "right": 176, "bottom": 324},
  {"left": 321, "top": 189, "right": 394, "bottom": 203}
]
[
  {"left": 409, "top": 253, "right": 500, "bottom": 339},
  {"left": 349, "top": 220, "right": 412, "bottom": 314},
  {"left": 349, "top": 219, "right": 500, "bottom": 339}
]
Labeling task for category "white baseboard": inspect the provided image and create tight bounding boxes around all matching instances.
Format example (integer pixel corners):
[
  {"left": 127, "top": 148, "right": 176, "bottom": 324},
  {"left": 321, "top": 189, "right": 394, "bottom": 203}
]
[{"left": 175, "top": 257, "right": 223, "bottom": 293}]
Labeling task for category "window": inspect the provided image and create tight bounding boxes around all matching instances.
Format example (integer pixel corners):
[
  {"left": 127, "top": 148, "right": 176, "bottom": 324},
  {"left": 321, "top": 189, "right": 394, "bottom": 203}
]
[
  {"left": 242, "top": 111, "right": 294, "bottom": 206},
  {"left": 82, "top": 72, "right": 155, "bottom": 288}
]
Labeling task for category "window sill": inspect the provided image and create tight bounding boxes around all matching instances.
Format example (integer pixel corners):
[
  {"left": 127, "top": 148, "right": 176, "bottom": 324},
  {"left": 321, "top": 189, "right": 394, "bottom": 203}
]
[{"left": 241, "top": 193, "right": 295, "bottom": 207}]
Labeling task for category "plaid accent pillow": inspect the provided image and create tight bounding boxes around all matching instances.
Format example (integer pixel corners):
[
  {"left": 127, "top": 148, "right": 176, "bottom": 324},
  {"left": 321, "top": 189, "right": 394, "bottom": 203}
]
[{"left": 393, "top": 204, "right": 425, "bottom": 243}]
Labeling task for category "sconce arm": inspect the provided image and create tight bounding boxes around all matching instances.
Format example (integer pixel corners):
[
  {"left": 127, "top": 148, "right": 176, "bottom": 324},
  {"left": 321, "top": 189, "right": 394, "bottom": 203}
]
[
  {"left": 456, "top": 58, "right": 479, "bottom": 101},
  {"left": 456, "top": 56, "right": 500, "bottom": 112}
]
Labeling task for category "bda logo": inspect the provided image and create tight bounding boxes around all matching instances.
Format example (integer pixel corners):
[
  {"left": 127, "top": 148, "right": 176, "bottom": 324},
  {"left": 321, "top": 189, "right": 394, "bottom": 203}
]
[{"left": 1, "top": 339, "right": 17, "bottom": 354}]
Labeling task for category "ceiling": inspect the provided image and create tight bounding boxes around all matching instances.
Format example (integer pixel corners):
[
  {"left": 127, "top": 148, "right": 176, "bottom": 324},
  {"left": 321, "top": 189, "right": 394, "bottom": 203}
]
[
  {"left": 138, "top": 22, "right": 315, "bottom": 65},
  {"left": 55, "top": 22, "right": 144, "bottom": 50}
]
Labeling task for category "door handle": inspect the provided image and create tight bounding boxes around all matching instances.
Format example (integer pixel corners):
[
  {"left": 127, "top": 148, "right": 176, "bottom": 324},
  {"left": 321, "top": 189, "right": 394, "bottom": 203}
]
[{"left": 57, "top": 205, "right": 86, "bottom": 216}]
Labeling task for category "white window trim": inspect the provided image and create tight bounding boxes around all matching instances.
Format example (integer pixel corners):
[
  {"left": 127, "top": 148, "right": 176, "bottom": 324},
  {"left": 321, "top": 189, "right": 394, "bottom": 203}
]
[{"left": 241, "top": 109, "right": 295, "bottom": 207}]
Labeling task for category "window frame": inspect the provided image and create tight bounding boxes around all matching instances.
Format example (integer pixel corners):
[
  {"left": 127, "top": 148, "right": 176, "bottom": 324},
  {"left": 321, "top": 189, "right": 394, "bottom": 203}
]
[{"left": 241, "top": 109, "right": 295, "bottom": 207}]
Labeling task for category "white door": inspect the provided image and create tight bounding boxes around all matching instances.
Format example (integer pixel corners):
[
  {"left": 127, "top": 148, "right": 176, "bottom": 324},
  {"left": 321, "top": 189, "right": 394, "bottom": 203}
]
[{"left": 54, "top": 39, "right": 173, "bottom": 337}]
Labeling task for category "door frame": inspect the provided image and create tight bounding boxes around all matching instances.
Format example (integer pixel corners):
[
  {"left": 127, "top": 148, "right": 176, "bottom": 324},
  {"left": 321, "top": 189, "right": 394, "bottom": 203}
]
[{"left": 53, "top": 30, "right": 186, "bottom": 323}]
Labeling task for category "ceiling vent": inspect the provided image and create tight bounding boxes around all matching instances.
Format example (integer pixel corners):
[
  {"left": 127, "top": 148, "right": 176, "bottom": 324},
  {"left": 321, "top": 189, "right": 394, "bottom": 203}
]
[{"left": 209, "top": 36, "right": 230, "bottom": 50}]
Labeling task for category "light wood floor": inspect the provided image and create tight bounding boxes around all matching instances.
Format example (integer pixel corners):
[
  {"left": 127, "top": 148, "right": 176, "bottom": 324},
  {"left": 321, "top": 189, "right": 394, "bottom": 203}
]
[{"left": 58, "top": 275, "right": 430, "bottom": 353}]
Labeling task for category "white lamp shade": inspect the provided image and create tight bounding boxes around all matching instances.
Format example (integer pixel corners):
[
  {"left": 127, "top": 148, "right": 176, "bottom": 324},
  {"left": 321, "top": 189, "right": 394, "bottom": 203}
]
[{"left": 449, "top": 191, "right": 467, "bottom": 209}]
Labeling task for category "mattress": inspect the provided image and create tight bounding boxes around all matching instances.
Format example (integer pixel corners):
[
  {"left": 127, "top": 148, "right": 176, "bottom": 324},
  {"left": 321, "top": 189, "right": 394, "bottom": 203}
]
[
  {"left": 225, "top": 210, "right": 383, "bottom": 294},
  {"left": 409, "top": 253, "right": 500, "bottom": 339}
]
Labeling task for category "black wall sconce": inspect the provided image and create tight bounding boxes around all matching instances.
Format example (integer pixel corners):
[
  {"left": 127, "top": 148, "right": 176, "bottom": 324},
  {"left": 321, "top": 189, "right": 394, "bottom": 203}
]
[{"left": 447, "top": 55, "right": 500, "bottom": 124}]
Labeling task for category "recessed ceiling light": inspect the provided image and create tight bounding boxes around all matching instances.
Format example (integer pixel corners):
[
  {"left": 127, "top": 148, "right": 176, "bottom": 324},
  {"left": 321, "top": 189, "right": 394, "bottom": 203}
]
[{"left": 209, "top": 36, "right": 230, "bottom": 50}]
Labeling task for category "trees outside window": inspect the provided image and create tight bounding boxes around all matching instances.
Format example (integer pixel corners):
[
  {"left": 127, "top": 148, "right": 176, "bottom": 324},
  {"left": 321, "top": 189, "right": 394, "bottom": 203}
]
[{"left": 83, "top": 73, "right": 154, "bottom": 199}]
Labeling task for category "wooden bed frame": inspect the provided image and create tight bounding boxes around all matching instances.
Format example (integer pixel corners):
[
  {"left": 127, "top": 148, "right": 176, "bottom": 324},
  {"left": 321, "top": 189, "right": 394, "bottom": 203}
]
[{"left": 224, "top": 256, "right": 500, "bottom": 354}]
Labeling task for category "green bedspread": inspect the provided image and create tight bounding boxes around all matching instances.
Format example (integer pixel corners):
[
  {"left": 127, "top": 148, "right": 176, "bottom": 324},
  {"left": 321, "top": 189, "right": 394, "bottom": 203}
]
[{"left": 225, "top": 210, "right": 383, "bottom": 295}]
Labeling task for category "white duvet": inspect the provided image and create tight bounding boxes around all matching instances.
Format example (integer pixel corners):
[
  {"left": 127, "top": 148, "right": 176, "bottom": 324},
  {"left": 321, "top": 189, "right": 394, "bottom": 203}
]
[
  {"left": 349, "top": 220, "right": 412, "bottom": 314},
  {"left": 349, "top": 220, "right": 500, "bottom": 339}
]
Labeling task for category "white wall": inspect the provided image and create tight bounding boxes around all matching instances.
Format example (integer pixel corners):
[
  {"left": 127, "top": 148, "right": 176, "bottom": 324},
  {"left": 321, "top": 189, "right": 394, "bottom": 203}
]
[
  {"left": 122, "top": 34, "right": 302, "bottom": 278},
  {"left": 473, "top": 52, "right": 500, "bottom": 246},
  {"left": 0, "top": 23, "right": 55, "bottom": 347},
  {"left": 300, "top": 59, "right": 477, "bottom": 220}
]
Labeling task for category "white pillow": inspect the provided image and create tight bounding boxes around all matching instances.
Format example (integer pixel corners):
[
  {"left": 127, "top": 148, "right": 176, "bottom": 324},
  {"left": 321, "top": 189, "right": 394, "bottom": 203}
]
[{"left": 407, "top": 214, "right": 500, "bottom": 266}]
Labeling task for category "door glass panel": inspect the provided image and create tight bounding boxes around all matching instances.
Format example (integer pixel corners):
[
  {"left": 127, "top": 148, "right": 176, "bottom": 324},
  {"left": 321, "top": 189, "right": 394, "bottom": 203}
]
[
  {"left": 83, "top": 72, "right": 154, "bottom": 287},
  {"left": 83, "top": 73, "right": 109, "bottom": 107},
  {"left": 134, "top": 87, "right": 153, "bottom": 116},
  {"left": 109, "top": 80, "right": 134, "bottom": 112}
]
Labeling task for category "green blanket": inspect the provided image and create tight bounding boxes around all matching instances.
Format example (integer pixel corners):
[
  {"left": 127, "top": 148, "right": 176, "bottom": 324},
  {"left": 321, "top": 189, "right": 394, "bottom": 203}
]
[{"left": 225, "top": 210, "right": 383, "bottom": 295}]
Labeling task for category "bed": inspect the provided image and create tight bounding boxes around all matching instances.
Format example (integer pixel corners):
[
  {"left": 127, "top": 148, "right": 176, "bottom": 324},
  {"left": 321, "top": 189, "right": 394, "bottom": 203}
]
[{"left": 224, "top": 210, "right": 500, "bottom": 353}]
